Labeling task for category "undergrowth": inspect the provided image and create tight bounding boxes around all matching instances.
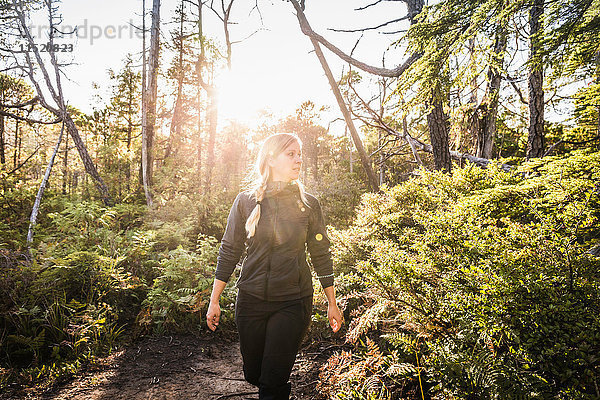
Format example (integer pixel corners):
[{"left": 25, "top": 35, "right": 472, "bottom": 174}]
[{"left": 325, "top": 149, "right": 600, "bottom": 399}]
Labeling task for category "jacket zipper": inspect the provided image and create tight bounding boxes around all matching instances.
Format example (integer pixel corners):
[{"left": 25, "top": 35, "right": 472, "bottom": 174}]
[{"left": 264, "top": 195, "right": 279, "bottom": 300}]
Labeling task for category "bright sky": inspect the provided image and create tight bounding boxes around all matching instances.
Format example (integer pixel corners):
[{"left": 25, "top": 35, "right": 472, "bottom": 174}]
[{"left": 27, "top": 0, "right": 410, "bottom": 132}]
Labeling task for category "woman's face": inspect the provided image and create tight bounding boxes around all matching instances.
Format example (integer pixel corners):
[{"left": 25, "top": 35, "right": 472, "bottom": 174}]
[{"left": 268, "top": 140, "right": 302, "bottom": 182}]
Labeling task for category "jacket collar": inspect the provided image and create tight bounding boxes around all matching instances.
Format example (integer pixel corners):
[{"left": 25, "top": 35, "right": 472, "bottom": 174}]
[{"left": 264, "top": 180, "right": 299, "bottom": 198}]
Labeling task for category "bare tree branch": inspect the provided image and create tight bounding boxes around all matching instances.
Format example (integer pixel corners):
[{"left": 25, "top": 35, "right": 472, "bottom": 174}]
[
  {"left": 506, "top": 74, "right": 528, "bottom": 104},
  {"left": 0, "top": 96, "right": 38, "bottom": 109},
  {"left": 27, "top": 121, "right": 64, "bottom": 244},
  {"left": 0, "top": 108, "right": 61, "bottom": 124},
  {"left": 344, "top": 63, "right": 511, "bottom": 171},
  {"left": 289, "top": 0, "right": 421, "bottom": 78},
  {"left": 5, "top": 146, "right": 41, "bottom": 176},
  {"left": 356, "top": 0, "right": 386, "bottom": 11},
  {"left": 543, "top": 137, "right": 600, "bottom": 157},
  {"left": 328, "top": 15, "right": 410, "bottom": 33}
]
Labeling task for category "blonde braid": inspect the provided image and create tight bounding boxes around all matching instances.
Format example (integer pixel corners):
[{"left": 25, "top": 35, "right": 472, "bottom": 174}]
[{"left": 245, "top": 175, "right": 268, "bottom": 238}]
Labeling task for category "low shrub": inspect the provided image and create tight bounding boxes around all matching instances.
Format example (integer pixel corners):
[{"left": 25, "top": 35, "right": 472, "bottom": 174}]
[{"left": 326, "top": 150, "right": 600, "bottom": 399}]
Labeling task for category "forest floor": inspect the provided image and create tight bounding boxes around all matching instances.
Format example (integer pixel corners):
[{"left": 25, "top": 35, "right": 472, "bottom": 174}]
[{"left": 4, "top": 333, "right": 344, "bottom": 400}]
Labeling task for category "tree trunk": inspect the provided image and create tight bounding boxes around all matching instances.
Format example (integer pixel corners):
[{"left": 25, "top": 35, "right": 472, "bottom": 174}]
[
  {"left": 309, "top": 38, "right": 379, "bottom": 191},
  {"left": 346, "top": 126, "right": 353, "bottom": 174},
  {"left": 195, "top": 0, "right": 219, "bottom": 194},
  {"left": 165, "top": 2, "right": 185, "bottom": 162},
  {"left": 0, "top": 83, "right": 5, "bottom": 165},
  {"left": 27, "top": 123, "right": 64, "bottom": 243},
  {"left": 147, "top": 0, "right": 161, "bottom": 183},
  {"left": 427, "top": 92, "right": 452, "bottom": 172},
  {"left": 204, "top": 90, "right": 217, "bottom": 193},
  {"left": 142, "top": 0, "right": 160, "bottom": 206},
  {"left": 13, "top": 119, "right": 19, "bottom": 169},
  {"left": 527, "top": 0, "right": 545, "bottom": 158},
  {"left": 467, "top": 37, "right": 478, "bottom": 154},
  {"left": 477, "top": 29, "right": 507, "bottom": 159},
  {"left": 196, "top": 86, "right": 203, "bottom": 180},
  {"left": 126, "top": 84, "right": 133, "bottom": 192},
  {"left": 0, "top": 104, "right": 5, "bottom": 165},
  {"left": 63, "top": 114, "right": 112, "bottom": 204},
  {"left": 195, "top": 1, "right": 204, "bottom": 183},
  {"left": 596, "top": 50, "right": 600, "bottom": 147},
  {"left": 140, "top": 0, "right": 151, "bottom": 204},
  {"left": 62, "top": 131, "right": 68, "bottom": 194}
]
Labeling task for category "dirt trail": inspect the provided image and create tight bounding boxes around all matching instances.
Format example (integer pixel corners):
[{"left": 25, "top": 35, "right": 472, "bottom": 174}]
[{"left": 9, "top": 335, "right": 329, "bottom": 400}]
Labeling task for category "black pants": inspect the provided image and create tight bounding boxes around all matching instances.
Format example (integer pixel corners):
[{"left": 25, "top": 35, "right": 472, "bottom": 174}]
[{"left": 235, "top": 290, "right": 312, "bottom": 400}]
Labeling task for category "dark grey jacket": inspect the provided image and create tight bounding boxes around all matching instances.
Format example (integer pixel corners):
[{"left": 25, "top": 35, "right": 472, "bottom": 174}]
[{"left": 215, "top": 181, "right": 334, "bottom": 301}]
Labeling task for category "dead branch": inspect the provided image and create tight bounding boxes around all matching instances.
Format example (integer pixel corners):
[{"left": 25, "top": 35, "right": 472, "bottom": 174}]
[
  {"left": 0, "top": 97, "right": 38, "bottom": 109},
  {"left": 505, "top": 73, "right": 528, "bottom": 105},
  {"left": 346, "top": 75, "right": 512, "bottom": 171},
  {"left": 356, "top": 0, "right": 387, "bottom": 11},
  {"left": 328, "top": 15, "right": 410, "bottom": 33},
  {"left": 5, "top": 146, "right": 41, "bottom": 176},
  {"left": 308, "top": 36, "right": 380, "bottom": 191},
  {"left": 12, "top": 0, "right": 113, "bottom": 206},
  {"left": 543, "top": 137, "right": 600, "bottom": 157},
  {"left": 289, "top": 0, "right": 421, "bottom": 78},
  {"left": 27, "top": 121, "right": 64, "bottom": 243},
  {"left": 0, "top": 108, "right": 61, "bottom": 124}
]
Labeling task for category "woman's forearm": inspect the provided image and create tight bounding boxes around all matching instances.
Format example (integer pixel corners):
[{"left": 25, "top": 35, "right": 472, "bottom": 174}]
[
  {"left": 206, "top": 279, "right": 228, "bottom": 331},
  {"left": 323, "top": 285, "right": 337, "bottom": 305},
  {"left": 323, "top": 285, "right": 343, "bottom": 332},
  {"left": 210, "top": 279, "right": 228, "bottom": 304}
]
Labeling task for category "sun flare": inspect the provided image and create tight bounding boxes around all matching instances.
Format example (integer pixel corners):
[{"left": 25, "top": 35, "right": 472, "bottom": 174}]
[{"left": 216, "top": 68, "right": 272, "bottom": 127}]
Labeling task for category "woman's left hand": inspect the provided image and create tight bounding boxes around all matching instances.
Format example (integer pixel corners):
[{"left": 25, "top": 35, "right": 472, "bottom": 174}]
[{"left": 327, "top": 302, "right": 343, "bottom": 333}]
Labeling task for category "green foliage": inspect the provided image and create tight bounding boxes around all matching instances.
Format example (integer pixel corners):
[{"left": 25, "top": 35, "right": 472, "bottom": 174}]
[
  {"left": 139, "top": 234, "right": 226, "bottom": 334},
  {"left": 0, "top": 250, "right": 141, "bottom": 389},
  {"left": 327, "top": 150, "right": 600, "bottom": 399},
  {"left": 312, "top": 168, "right": 364, "bottom": 229},
  {"left": 33, "top": 200, "right": 146, "bottom": 258},
  {"left": 572, "top": 83, "right": 600, "bottom": 142},
  {"left": 0, "top": 188, "right": 229, "bottom": 391}
]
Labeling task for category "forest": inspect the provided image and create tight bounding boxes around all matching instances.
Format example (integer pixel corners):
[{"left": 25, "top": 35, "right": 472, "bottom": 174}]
[{"left": 0, "top": 0, "right": 599, "bottom": 399}]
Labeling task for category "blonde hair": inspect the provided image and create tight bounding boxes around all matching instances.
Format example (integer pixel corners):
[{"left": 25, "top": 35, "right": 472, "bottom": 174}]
[{"left": 244, "top": 133, "right": 309, "bottom": 238}]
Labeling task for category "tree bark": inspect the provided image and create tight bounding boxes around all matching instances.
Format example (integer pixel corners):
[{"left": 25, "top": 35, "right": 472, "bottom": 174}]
[
  {"left": 427, "top": 92, "right": 452, "bottom": 172},
  {"left": 140, "top": 0, "right": 150, "bottom": 203},
  {"left": 196, "top": 86, "right": 203, "bottom": 180},
  {"left": 195, "top": 0, "right": 222, "bottom": 194},
  {"left": 527, "top": 0, "right": 545, "bottom": 158},
  {"left": 477, "top": 28, "right": 507, "bottom": 159},
  {"left": 62, "top": 131, "right": 68, "bottom": 194},
  {"left": 0, "top": 83, "right": 5, "bottom": 165},
  {"left": 63, "top": 114, "right": 111, "bottom": 203},
  {"left": 126, "top": 71, "right": 133, "bottom": 192},
  {"left": 0, "top": 103, "right": 5, "bottom": 166},
  {"left": 204, "top": 90, "right": 218, "bottom": 193},
  {"left": 27, "top": 122, "right": 64, "bottom": 243},
  {"left": 309, "top": 37, "right": 379, "bottom": 191},
  {"left": 596, "top": 50, "right": 600, "bottom": 147},
  {"left": 142, "top": 0, "right": 160, "bottom": 206},
  {"left": 147, "top": 0, "right": 161, "bottom": 183},
  {"left": 13, "top": 119, "right": 19, "bottom": 169},
  {"left": 165, "top": 0, "right": 185, "bottom": 162},
  {"left": 195, "top": 1, "right": 204, "bottom": 182}
]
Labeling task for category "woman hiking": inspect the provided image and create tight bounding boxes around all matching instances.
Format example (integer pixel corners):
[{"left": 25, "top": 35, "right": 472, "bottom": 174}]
[{"left": 206, "top": 132, "right": 343, "bottom": 400}]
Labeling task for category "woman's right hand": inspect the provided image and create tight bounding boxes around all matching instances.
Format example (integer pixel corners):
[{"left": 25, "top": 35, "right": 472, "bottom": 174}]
[{"left": 206, "top": 301, "right": 221, "bottom": 331}]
